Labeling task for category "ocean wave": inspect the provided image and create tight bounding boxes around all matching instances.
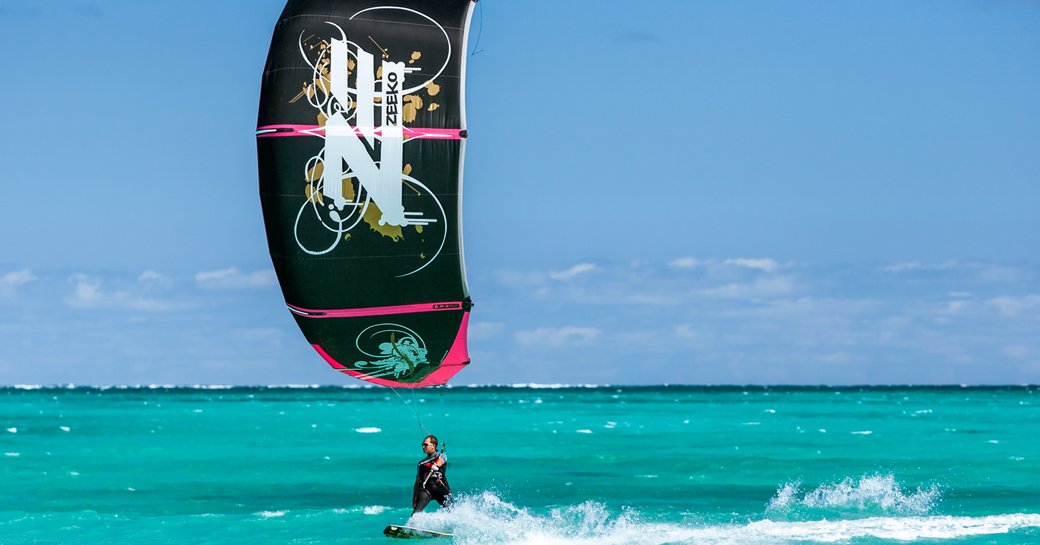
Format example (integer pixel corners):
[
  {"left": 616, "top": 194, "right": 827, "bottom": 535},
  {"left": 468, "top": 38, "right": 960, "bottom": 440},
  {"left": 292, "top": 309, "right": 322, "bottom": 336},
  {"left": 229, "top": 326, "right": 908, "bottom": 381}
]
[
  {"left": 408, "top": 493, "right": 1040, "bottom": 544},
  {"left": 767, "top": 474, "right": 939, "bottom": 515}
]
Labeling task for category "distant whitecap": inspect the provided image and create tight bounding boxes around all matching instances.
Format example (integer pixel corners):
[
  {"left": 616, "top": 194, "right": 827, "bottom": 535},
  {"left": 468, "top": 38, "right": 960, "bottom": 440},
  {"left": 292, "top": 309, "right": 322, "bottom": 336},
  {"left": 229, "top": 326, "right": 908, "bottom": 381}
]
[
  {"left": 259, "top": 511, "right": 285, "bottom": 518},
  {"left": 355, "top": 427, "right": 382, "bottom": 433},
  {"left": 4, "top": 452, "right": 19, "bottom": 457},
  {"left": 576, "top": 429, "right": 592, "bottom": 434},
  {"left": 852, "top": 431, "right": 873, "bottom": 435},
  {"left": 363, "top": 505, "right": 388, "bottom": 515},
  {"left": 60, "top": 426, "right": 71, "bottom": 432},
  {"left": 5, "top": 427, "right": 16, "bottom": 434}
]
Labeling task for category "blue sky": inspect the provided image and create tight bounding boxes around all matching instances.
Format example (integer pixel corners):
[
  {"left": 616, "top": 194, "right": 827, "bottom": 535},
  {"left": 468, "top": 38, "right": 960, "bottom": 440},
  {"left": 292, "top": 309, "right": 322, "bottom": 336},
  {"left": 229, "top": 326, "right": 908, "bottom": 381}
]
[{"left": 0, "top": 0, "right": 1037, "bottom": 385}]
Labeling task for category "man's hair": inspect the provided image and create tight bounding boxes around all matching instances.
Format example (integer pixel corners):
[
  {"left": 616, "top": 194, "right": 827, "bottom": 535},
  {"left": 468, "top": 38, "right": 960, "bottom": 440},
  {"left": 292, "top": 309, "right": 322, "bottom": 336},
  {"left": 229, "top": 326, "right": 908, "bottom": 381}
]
[{"left": 424, "top": 435, "right": 438, "bottom": 447}]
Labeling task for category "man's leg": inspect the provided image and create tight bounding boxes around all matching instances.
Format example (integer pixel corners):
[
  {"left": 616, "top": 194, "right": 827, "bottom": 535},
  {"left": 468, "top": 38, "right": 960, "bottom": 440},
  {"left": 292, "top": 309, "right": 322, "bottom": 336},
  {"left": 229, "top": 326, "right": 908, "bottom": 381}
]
[{"left": 412, "top": 488, "right": 433, "bottom": 514}]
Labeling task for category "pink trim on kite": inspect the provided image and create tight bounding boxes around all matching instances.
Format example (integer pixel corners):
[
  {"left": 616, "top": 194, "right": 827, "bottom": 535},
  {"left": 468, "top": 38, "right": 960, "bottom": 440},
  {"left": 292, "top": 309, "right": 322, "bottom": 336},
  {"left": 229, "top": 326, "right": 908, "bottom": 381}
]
[
  {"left": 309, "top": 311, "right": 471, "bottom": 388},
  {"left": 413, "top": 311, "right": 471, "bottom": 387},
  {"left": 256, "top": 124, "right": 464, "bottom": 140},
  {"left": 288, "top": 301, "right": 464, "bottom": 319}
]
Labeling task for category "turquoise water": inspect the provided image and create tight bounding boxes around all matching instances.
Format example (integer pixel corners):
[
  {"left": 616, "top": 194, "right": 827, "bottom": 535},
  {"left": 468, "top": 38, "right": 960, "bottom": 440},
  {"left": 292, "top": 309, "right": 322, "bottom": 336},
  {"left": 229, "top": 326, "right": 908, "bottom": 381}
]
[{"left": 1, "top": 386, "right": 1038, "bottom": 544}]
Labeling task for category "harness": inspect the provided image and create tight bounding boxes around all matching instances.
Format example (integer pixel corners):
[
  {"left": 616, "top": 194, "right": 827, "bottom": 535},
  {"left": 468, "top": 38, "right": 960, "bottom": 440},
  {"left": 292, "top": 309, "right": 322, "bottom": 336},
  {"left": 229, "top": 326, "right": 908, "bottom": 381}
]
[{"left": 418, "top": 446, "right": 448, "bottom": 492}]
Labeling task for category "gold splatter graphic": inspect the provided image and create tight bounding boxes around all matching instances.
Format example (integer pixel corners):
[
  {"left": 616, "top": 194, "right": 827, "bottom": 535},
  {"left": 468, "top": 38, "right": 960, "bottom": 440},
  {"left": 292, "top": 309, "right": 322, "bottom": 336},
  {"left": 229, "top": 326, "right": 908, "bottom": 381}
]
[
  {"left": 304, "top": 183, "right": 324, "bottom": 205},
  {"left": 307, "top": 162, "right": 324, "bottom": 183},
  {"left": 363, "top": 203, "right": 403, "bottom": 241},
  {"left": 343, "top": 233, "right": 351, "bottom": 242},
  {"left": 425, "top": 82, "right": 441, "bottom": 96},
  {"left": 316, "top": 112, "right": 327, "bottom": 126},
  {"left": 403, "top": 95, "right": 423, "bottom": 123},
  {"left": 403, "top": 164, "right": 413, "bottom": 176},
  {"left": 341, "top": 177, "right": 356, "bottom": 201},
  {"left": 427, "top": 103, "right": 440, "bottom": 112},
  {"left": 409, "top": 51, "right": 422, "bottom": 64},
  {"left": 415, "top": 225, "right": 424, "bottom": 234}
]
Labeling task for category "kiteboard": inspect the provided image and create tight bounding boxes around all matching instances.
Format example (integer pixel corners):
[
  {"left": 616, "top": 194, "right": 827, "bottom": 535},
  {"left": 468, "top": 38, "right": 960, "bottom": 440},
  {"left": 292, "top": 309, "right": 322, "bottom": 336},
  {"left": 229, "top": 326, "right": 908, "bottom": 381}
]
[{"left": 383, "top": 524, "right": 453, "bottom": 539}]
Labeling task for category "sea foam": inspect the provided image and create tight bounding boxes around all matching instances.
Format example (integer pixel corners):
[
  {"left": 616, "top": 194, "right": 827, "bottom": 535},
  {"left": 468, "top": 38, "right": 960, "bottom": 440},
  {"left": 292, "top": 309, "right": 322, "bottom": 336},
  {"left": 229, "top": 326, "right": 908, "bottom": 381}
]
[
  {"left": 767, "top": 474, "right": 939, "bottom": 515},
  {"left": 407, "top": 492, "right": 1040, "bottom": 545}
]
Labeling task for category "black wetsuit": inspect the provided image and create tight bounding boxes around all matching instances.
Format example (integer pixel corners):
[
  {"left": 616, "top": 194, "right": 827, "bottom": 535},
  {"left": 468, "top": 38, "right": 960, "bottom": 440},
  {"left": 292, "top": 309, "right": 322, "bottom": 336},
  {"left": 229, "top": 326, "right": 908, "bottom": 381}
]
[{"left": 412, "top": 452, "right": 452, "bottom": 513}]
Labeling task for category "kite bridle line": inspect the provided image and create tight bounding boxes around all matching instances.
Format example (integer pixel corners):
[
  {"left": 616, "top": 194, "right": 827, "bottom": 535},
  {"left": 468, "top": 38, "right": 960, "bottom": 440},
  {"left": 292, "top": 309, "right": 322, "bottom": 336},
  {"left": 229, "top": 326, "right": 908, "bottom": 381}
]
[
  {"left": 387, "top": 384, "right": 432, "bottom": 437},
  {"left": 386, "top": 384, "right": 448, "bottom": 458}
]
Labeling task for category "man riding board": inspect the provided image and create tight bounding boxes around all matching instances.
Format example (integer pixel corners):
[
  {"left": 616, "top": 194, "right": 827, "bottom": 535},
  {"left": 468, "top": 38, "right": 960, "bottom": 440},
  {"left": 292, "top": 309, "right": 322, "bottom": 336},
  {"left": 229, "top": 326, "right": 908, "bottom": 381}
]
[{"left": 412, "top": 435, "right": 452, "bottom": 514}]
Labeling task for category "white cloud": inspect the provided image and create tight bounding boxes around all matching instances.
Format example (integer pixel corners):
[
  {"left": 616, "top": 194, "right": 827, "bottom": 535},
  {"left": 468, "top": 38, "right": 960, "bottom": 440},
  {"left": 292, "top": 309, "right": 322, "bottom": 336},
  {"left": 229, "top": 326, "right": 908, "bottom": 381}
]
[
  {"left": 674, "top": 324, "right": 701, "bottom": 341},
  {"left": 701, "top": 276, "right": 795, "bottom": 299},
  {"left": 986, "top": 295, "right": 1040, "bottom": 316},
  {"left": 669, "top": 257, "right": 700, "bottom": 269},
  {"left": 65, "top": 275, "right": 183, "bottom": 312},
  {"left": 723, "top": 258, "right": 779, "bottom": 272},
  {"left": 469, "top": 321, "right": 505, "bottom": 341},
  {"left": 1002, "top": 345, "right": 1035, "bottom": 360},
  {"left": 977, "top": 265, "right": 1025, "bottom": 283},
  {"left": 137, "top": 270, "right": 174, "bottom": 290},
  {"left": 67, "top": 276, "right": 102, "bottom": 307},
  {"left": 883, "top": 260, "right": 959, "bottom": 273},
  {"left": 883, "top": 261, "right": 922, "bottom": 273},
  {"left": 621, "top": 293, "right": 678, "bottom": 306},
  {"left": 0, "top": 269, "right": 35, "bottom": 296},
  {"left": 496, "top": 269, "right": 547, "bottom": 288},
  {"left": 195, "top": 268, "right": 277, "bottom": 290},
  {"left": 138, "top": 271, "right": 164, "bottom": 282},
  {"left": 549, "top": 263, "right": 597, "bottom": 281},
  {"left": 515, "top": 326, "right": 601, "bottom": 347}
]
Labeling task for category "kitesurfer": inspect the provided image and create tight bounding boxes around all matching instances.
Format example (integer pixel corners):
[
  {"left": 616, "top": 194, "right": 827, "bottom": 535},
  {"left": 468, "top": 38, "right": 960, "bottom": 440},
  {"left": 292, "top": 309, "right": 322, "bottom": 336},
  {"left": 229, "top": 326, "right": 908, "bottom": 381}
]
[{"left": 412, "top": 435, "right": 452, "bottom": 514}]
